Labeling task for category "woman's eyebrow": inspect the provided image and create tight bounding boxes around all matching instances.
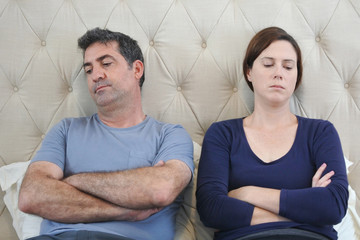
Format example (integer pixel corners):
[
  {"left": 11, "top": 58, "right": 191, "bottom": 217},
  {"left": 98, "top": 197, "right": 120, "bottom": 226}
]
[
  {"left": 283, "top": 59, "right": 295, "bottom": 63},
  {"left": 261, "top": 57, "right": 295, "bottom": 62}
]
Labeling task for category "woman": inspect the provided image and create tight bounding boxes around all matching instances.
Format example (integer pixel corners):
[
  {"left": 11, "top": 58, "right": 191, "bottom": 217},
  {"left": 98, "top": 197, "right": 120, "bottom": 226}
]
[{"left": 196, "top": 27, "right": 348, "bottom": 240}]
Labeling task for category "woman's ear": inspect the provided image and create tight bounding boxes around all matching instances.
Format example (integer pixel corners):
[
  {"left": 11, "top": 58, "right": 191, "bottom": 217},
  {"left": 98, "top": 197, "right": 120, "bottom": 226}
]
[{"left": 247, "top": 68, "right": 252, "bottom": 81}]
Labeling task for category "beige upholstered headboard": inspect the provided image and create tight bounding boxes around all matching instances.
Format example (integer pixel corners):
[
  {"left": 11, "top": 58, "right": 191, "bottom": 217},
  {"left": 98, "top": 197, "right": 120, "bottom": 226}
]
[{"left": 1, "top": 0, "right": 359, "bottom": 239}]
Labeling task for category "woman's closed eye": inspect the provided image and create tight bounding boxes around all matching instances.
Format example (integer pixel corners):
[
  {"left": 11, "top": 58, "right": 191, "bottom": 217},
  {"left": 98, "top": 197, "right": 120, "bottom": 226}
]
[
  {"left": 283, "top": 60, "right": 295, "bottom": 70},
  {"left": 283, "top": 63, "right": 295, "bottom": 70}
]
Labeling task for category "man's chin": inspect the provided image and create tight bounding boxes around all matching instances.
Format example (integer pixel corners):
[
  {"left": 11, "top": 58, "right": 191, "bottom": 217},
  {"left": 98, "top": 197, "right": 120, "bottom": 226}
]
[{"left": 94, "top": 96, "right": 113, "bottom": 107}]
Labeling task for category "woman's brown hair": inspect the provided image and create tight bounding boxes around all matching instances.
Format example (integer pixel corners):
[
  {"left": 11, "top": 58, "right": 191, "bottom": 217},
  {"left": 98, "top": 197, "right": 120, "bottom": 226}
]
[{"left": 243, "top": 27, "right": 303, "bottom": 91}]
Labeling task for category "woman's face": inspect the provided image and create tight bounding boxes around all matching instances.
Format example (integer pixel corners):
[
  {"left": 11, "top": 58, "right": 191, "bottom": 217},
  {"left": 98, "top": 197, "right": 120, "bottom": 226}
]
[{"left": 247, "top": 40, "right": 298, "bottom": 106}]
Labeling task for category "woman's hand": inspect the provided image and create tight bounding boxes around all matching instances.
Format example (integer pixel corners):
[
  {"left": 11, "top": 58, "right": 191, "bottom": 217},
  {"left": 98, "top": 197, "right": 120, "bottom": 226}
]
[
  {"left": 228, "top": 186, "right": 289, "bottom": 225},
  {"left": 312, "top": 163, "right": 334, "bottom": 187}
]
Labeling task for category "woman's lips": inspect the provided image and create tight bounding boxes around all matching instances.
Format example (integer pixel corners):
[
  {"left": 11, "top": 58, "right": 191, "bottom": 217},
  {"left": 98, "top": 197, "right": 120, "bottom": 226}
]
[{"left": 270, "top": 85, "right": 284, "bottom": 89}]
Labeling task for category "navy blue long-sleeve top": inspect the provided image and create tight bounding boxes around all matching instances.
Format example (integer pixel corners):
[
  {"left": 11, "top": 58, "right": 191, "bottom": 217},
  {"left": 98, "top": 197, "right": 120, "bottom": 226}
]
[{"left": 196, "top": 116, "right": 348, "bottom": 240}]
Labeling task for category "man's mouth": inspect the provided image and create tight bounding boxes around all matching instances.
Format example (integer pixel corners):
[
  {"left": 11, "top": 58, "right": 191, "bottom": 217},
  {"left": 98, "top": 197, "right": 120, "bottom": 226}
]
[{"left": 95, "top": 85, "right": 109, "bottom": 93}]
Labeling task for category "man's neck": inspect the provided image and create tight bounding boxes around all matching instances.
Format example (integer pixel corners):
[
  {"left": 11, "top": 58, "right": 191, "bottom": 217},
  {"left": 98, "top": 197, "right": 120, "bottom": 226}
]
[{"left": 97, "top": 105, "right": 146, "bottom": 128}]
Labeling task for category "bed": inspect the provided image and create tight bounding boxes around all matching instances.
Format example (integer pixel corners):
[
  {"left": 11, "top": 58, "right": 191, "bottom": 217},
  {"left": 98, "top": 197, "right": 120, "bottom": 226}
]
[{"left": 0, "top": 0, "right": 359, "bottom": 239}]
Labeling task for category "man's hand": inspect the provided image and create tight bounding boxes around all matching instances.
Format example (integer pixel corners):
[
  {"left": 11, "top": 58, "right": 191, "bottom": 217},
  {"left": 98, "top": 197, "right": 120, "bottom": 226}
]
[
  {"left": 154, "top": 160, "right": 165, "bottom": 167},
  {"left": 125, "top": 207, "right": 163, "bottom": 222}
]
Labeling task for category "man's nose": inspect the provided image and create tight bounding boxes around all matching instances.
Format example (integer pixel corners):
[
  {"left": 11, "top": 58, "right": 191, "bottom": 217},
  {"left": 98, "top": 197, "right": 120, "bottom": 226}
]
[{"left": 92, "top": 67, "right": 105, "bottom": 82}]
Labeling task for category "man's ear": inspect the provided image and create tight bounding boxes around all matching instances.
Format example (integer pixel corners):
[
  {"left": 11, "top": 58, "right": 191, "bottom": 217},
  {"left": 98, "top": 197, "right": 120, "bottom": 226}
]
[{"left": 133, "top": 60, "right": 144, "bottom": 80}]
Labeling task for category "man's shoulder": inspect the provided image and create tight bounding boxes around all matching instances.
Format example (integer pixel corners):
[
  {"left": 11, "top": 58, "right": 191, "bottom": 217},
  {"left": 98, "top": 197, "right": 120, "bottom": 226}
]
[
  {"left": 145, "top": 117, "right": 192, "bottom": 145},
  {"left": 48, "top": 115, "right": 97, "bottom": 135},
  {"left": 57, "top": 114, "right": 96, "bottom": 126},
  {"left": 145, "top": 116, "right": 187, "bottom": 132}
]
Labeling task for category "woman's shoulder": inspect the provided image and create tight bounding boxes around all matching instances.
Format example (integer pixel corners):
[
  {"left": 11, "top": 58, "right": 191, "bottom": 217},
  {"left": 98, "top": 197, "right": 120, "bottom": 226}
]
[
  {"left": 204, "top": 118, "right": 245, "bottom": 140},
  {"left": 208, "top": 117, "right": 245, "bottom": 132},
  {"left": 203, "top": 118, "right": 245, "bottom": 146},
  {"left": 212, "top": 117, "right": 244, "bottom": 127},
  {"left": 297, "top": 115, "right": 332, "bottom": 125},
  {"left": 296, "top": 115, "right": 336, "bottom": 135}
]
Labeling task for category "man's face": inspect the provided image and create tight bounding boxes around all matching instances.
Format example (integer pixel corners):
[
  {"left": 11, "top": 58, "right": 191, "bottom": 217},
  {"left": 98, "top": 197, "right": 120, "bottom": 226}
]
[{"left": 83, "top": 41, "right": 140, "bottom": 109}]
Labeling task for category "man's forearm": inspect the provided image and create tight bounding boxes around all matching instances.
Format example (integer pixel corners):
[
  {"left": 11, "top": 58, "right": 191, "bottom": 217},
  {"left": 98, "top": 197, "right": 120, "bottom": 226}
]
[
  {"left": 21, "top": 176, "right": 127, "bottom": 222},
  {"left": 19, "top": 163, "right": 159, "bottom": 223},
  {"left": 63, "top": 169, "right": 161, "bottom": 209},
  {"left": 64, "top": 160, "right": 191, "bottom": 209}
]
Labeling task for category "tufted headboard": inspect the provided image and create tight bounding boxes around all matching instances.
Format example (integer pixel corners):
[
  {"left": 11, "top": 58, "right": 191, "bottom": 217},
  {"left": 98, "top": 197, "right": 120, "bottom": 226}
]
[{"left": 1, "top": 0, "right": 360, "bottom": 239}]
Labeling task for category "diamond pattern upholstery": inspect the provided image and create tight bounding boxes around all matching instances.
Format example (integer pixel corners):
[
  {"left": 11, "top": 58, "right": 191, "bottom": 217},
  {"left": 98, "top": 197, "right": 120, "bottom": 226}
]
[{"left": 0, "top": 0, "right": 359, "bottom": 239}]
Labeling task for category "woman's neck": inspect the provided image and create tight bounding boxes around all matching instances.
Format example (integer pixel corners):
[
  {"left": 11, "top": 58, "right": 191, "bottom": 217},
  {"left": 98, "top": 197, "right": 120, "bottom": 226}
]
[{"left": 246, "top": 103, "right": 296, "bottom": 130}]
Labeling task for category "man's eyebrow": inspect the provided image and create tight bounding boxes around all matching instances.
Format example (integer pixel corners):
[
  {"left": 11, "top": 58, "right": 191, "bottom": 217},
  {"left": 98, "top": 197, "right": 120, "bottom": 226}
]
[
  {"left": 83, "top": 54, "right": 116, "bottom": 68},
  {"left": 83, "top": 62, "right": 91, "bottom": 68},
  {"left": 97, "top": 54, "right": 116, "bottom": 62}
]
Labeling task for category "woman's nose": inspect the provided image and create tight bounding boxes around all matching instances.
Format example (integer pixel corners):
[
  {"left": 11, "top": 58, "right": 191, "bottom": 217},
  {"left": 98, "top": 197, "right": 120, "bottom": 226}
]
[{"left": 273, "top": 65, "right": 283, "bottom": 80}]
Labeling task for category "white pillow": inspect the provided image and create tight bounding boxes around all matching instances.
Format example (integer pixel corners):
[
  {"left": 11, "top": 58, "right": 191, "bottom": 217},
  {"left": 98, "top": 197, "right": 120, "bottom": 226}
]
[
  {"left": 1, "top": 155, "right": 359, "bottom": 240},
  {"left": 0, "top": 161, "right": 42, "bottom": 240},
  {"left": 333, "top": 157, "right": 360, "bottom": 239}
]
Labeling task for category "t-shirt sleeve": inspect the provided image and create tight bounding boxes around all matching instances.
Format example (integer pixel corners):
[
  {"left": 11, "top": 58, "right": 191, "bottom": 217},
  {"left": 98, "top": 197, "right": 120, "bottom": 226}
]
[
  {"left": 196, "top": 122, "right": 254, "bottom": 230},
  {"left": 31, "top": 119, "right": 68, "bottom": 171},
  {"left": 154, "top": 124, "right": 194, "bottom": 175},
  {"left": 279, "top": 121, "right": 349, "bottom": 225}
]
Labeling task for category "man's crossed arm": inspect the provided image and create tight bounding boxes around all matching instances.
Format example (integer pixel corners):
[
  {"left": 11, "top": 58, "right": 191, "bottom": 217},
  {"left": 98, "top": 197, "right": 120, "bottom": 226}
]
[{"left": 18, "top": 160, "right": 191, "bottom": 223}]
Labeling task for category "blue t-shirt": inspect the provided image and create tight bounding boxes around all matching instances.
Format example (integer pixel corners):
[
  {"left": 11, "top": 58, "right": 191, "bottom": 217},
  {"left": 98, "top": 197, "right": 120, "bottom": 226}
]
[
  {"left": 196, "top": 116, "right": 348, "bottom": 240},
  {"left": 32, "top": 114, "right": 194, "bottom": 240}
]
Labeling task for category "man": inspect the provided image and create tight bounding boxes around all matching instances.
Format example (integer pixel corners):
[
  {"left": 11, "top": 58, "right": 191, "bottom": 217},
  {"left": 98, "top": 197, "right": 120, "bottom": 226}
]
[{"left": 18, "top": 28, "right": 194, "bottom": 240}]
